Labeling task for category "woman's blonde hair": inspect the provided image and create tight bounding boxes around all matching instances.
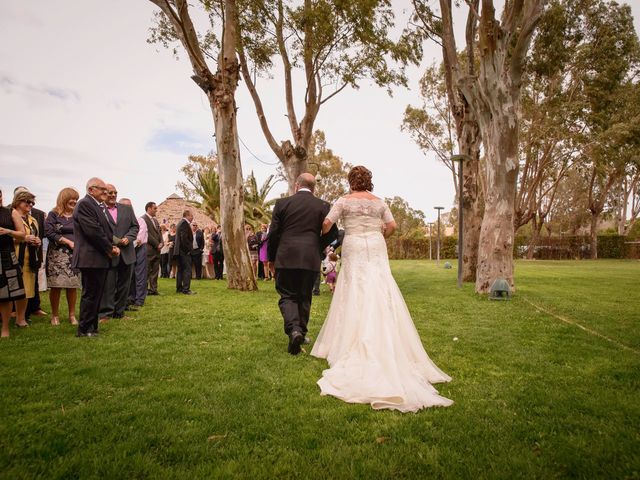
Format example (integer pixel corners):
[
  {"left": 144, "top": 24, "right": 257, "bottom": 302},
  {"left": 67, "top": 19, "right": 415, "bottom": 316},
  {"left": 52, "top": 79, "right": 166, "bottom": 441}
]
[
  {"left": 54, "top": 187, "right": 80, "bottom": 215},
  {"left": 11, "top": 191, "right": 35, "bottom": 210}
]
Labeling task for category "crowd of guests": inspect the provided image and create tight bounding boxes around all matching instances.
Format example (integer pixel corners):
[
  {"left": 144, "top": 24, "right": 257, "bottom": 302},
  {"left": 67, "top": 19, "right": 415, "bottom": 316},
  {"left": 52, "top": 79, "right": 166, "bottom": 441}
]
[
  {"left": 1, "top": 180, "right": 233, "bottom": 338},
  {"left": 0, "top": 179, "right": 340, "bottom": 339}
]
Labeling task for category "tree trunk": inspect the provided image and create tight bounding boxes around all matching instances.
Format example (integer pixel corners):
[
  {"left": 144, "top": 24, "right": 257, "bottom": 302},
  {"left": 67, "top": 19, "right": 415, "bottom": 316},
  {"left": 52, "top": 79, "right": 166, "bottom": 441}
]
[
  {"left": 281, "top": 141, "right": 308, "bottom": 195},
  {"left": 459, "top": 124, "right": 483, "bottom": 282},
  {"left": 526, "top": 215, "right": 543, "bottom": 260},
  {"left": 474, "top": 116, "right": 519, "bottom": 293},
  {"left": 589, "top": 212, "right": 599, "bottom": 259},
  {"left": 211, "top": 0, "right": 257, "bottom": 291}
]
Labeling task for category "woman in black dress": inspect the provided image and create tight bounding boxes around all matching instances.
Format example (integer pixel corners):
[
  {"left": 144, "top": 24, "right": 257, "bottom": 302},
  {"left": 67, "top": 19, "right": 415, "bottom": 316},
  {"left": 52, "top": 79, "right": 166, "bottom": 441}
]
[{"left": 0, "top": 189, "right": 26, "bottom": 337}]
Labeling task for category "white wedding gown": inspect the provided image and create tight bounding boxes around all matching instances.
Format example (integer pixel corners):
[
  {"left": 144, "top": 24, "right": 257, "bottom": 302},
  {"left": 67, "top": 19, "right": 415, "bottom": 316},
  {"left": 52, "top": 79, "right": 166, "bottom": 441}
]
[{"left": 311, "top": 197, "right": 453, "bottom": 412}]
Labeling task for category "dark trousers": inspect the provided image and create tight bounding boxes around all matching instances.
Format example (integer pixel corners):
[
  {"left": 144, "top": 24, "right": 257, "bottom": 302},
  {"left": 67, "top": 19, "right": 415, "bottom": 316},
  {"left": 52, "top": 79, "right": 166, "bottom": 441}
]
[
  {"left": 213, "top": 254, "right": 224, "bottom": 279},
  {"left": 176, "top": 253, "right": 192, "bottom": 293},
  {"left": 129, "top": 246, "right": 148, "bottom": 306},
  {"left": 313, "top": 272, "right": 321, "bottom": 294},
  {"left": 99, "top": 260, "right": 134, "bottom": 318},
  {"left": 78, "top": 267, "right": 108, "bottom": 334},
  {"left": 147, "top": 251, "right": 160, "bottom": 293},
  {"left": 275, "top": 268, "right": 317, "bottom": 337},
  {"left": 160, "top": 253, "right": 170, "bottom": 278},
  {"left": 191, "top": 251, "right": 203, "bottom": 279}
]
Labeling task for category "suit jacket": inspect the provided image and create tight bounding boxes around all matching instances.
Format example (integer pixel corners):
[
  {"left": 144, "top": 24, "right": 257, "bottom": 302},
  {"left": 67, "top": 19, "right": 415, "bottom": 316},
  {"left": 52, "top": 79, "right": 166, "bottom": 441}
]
[
  {"left": 192, "top": 229, "right": 204, "bottom": 253},
  {"left": 71, "top": 194, "right": 114, "bottom": 269},
  {"left": 107, "top": 203, "right": 139, "bottom": 266},
  {"left": 211, "top": 232, "right": 224, "bottom": 257},
  {"left": 142, "top": 214, "right": 162, "bottom": 257},
  {"left": 173, "top": 218, "right": 194, "bottom": 256},
  {"left": 267, "top": 191, "right": 338, "bottom": 271},
  {"left": 31, "top": 207, "right": 45, "bottom": 269}
]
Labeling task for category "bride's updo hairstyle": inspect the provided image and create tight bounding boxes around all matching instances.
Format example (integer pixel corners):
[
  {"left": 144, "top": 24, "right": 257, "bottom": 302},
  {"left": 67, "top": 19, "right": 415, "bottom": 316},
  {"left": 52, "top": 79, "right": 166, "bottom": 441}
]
[{"left": 348, "top": 166, "right": 374, "bottom": 192}]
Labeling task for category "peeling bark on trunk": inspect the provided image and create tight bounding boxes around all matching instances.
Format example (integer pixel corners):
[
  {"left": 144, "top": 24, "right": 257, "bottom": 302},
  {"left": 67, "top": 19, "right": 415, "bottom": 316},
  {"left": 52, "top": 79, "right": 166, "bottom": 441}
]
[
  {"left": 459, "top": 123, "right": 483, "bottom": 282},
  {"left": 474, "top": 119, "right": 520, "bottom": 292},
  {"left": 281, "top": 141, "right": 308, "bottom": 195},
  {"left": 526, "top": 215, "right": 544, "bottom": 260},
  {"left": 213, "top": 0, "right": 257, "bottom": 291}
]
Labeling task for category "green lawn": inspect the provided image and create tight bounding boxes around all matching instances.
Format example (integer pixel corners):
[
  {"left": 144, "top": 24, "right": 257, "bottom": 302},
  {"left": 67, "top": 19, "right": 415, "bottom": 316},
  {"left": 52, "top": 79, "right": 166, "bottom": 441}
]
[{"left": 0, "top": 260, "right": 638, "bottom": 479}]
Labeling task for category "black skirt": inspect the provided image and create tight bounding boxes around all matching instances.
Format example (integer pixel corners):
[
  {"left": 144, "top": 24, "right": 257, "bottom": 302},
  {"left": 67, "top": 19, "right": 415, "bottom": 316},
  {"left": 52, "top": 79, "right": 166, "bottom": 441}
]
[{"left": 0, "top": 250, "right": 26, "bottom": 302}]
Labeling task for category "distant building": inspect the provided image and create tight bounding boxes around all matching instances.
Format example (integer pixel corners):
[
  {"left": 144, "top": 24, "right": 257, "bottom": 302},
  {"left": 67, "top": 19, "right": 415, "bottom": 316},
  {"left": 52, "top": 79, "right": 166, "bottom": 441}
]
[{"left": 156, "top": 193, "right": 216, "bottom": 228}]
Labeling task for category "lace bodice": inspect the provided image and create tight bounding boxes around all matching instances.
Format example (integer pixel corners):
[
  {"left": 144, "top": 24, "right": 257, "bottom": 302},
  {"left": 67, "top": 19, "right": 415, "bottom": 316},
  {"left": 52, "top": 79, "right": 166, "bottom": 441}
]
[{"left": 326, "top": 197, "right": 394, "bottom": 235}]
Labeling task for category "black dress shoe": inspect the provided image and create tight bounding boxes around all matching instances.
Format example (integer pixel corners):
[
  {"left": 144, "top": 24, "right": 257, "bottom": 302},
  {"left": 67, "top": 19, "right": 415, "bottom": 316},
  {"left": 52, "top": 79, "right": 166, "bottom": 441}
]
[
  {"left": 147, "top": 291, "right": 159, "bottom": 296},
  {"left": 182, "top": 290, "right": 197, "bottom": 295},
  {"left": 288, "top": 331, "right": 304, "bottom": 355},
  {"left": 125, "top": 306, "right": 138, "bottom": 312}
]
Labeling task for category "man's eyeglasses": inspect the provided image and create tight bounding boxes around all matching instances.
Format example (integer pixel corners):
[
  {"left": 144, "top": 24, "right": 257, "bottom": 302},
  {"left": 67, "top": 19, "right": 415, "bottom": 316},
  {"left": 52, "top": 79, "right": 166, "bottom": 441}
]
[{"left": 107, "top": 191, "right": 117, "bottom": 195}]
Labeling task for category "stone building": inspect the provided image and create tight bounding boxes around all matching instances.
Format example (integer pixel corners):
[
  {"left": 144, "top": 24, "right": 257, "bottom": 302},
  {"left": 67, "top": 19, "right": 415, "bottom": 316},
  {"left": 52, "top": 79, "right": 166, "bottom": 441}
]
[{"left": 156, "top": 193, "right": 216, "bottom": 228}]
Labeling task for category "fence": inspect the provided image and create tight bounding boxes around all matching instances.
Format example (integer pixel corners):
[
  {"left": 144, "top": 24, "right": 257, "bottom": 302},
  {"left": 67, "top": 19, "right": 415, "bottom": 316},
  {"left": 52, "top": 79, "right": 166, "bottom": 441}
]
[{"left": 386, "top": 235, "right": 640, "bottom": 260}]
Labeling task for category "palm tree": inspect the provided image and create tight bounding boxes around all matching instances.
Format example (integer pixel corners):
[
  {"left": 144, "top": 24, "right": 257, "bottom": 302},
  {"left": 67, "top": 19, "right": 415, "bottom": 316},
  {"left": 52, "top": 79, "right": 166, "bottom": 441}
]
[{"left": 243, "top": 171, "right": 278, "bottom": 228}]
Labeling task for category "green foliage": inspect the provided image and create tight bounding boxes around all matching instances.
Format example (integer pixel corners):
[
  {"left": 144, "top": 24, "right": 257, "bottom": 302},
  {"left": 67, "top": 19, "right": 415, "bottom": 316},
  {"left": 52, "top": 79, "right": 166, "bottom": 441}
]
[
  {"left": 237, "top": 0, "right": 420, "bottom": 93},
  {"left": 243, "top": 170, "right": 278, "bottom": 228},
  {"left": 177, "top": 156, "right": 277, "bottom": 227},
  {"left": 307, "top": 131, "right": 352, "bottom": 204},
  {"left": 177, "top": 154, "right": 221, "bottom": 222},
  {"left": 385, "top": 196, "right": 427, "bottom": 240},
  {"left": 1, "top": 261, "right": 639, "bottom": 478}
]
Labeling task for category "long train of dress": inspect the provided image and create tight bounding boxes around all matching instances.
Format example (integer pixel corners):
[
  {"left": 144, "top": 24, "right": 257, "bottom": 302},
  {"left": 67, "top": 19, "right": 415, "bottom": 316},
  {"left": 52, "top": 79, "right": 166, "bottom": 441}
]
[{"left": 311, "top": 199, "right": 453, "bottom": 412}]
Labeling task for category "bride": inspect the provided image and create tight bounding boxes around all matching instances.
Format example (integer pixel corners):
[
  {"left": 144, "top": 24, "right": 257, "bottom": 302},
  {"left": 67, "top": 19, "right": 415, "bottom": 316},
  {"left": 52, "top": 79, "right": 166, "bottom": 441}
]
[{"left": 311, "top": 166, "right": 453, "bottom": 412}]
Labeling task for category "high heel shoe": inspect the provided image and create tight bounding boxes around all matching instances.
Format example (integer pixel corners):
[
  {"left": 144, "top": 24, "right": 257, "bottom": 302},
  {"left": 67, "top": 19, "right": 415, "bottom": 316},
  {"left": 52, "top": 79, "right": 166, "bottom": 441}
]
[
  {"left": 69, "top": 317, "right": 78, "bottom": 326},
  {"left": 16, "top": 322, "right": 29, "bottom": 328},
  {"left": 51, "top": 316, "right": 60, "bottom": 326}
]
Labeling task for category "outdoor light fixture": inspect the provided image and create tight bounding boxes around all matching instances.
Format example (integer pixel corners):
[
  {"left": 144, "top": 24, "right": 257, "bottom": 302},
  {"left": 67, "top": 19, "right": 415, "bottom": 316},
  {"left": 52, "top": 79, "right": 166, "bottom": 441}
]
[
  {"left": 434, "top": 206, "right": 444, "bottom": 266},
  {"left": 489, "top": 278, "right": 511, "bottom": 301}
]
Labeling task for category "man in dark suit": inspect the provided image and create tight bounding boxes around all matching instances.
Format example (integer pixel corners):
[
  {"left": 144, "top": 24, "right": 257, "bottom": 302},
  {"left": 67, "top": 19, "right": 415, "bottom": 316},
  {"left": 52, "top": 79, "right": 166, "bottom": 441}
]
[
  {"left": 98, "top": 187, "right": 139, "bottom": 321},
  {"left": 71, "top": 177, "right": 120, "bottom": 337},
  {"left": 268, "top": 173, "right": 337, "bottom": 355},
  {"left": 211, "top": 225, "right": 224, "bottom": 280},
  {"left": 14, "top": 186, "right": 47, "bottom": 320},
  {"left": 191, "top": 222, "right": 204, "bottom": 279},
  {"left": 142, "top": 202, "right": 163, "bottom": 295},
  {"left": 174, "top": 209, "right": 195, "bottom": 295}
]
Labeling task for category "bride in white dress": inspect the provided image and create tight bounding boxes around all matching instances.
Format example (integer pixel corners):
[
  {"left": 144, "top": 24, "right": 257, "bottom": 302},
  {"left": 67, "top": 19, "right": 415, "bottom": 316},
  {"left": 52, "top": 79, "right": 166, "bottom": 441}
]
[{"left": 311, "top": 166, "right": 453, "bottom": 412}]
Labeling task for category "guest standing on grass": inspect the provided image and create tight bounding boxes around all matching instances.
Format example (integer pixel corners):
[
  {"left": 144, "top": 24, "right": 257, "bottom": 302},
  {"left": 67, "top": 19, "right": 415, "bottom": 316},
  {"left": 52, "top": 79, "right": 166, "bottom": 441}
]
[
  {"left": 14, "top": 187, "right": 47, "bottom": 321},
  {"left": 174, "top": 210, "right": 195, "bottom": 295},
  {"left": 211, "top": 225, "right": 224, "bottom": 280},
  {"left": 130, "top": 206, "right": 148, "bottom": 308},
  {"left": 191, "top": 222, "right": 204, "bottom": 280},
  {"left": 12, "top": 189, "right": 41, "bottom": 329},
  {"left": 45, "top": 187, "right": 81, "bottom": 326},
  {"left": 72, "top": 178, "right": 120, "bottom": 337},
  {"left": 142, "top": 202, "right": 163, "bottom": 296},
  {"left": 98, "top": 188, "right": 139, "bottom": 322},
  {"left": 0, "top": 189, "right": 26, "bottom": 338},
  {"left": 160, "top": 224, "right": 171, "bottom": 278}
]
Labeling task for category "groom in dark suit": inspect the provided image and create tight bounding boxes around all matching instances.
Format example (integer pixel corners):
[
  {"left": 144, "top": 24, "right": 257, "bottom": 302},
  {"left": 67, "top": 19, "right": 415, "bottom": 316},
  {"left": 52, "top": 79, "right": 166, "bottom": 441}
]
[
  {"left": 72, "top": 177, "right": 120, "bottom": 337},
  {"left": 98, "top": 186, "right": 139, "bottom": 321},
  {"left": 174, "top": 209, "right": 195, "bottom": 295},
  {"left": 268, "top": 173, "right": 337, "bottom": 355}
]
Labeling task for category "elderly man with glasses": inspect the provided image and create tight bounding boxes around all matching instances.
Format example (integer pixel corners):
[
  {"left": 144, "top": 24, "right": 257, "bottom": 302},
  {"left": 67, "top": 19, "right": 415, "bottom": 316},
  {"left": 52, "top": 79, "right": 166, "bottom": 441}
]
[{"left": 71, "top": 178, "right": 120, "bottom": 337}]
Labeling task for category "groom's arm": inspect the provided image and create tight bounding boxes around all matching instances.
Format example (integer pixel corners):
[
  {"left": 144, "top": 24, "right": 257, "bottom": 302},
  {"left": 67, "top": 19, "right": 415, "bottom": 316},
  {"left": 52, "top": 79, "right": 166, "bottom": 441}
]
[{"left": 319, "top": 201, "right": 338, "bottom": 251}]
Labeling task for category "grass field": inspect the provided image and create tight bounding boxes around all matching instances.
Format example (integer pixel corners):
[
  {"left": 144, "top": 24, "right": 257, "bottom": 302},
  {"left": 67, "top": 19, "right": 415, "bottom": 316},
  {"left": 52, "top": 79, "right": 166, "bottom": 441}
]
[{"left": 0, "top": 260, "right": 638, "bottom": 479}]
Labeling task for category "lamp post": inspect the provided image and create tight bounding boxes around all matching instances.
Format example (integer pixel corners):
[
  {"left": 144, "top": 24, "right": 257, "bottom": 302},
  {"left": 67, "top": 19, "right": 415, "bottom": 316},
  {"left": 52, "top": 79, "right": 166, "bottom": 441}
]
[
  {"left": 434, "top": 207, "right": 444, "bottom": 266},
  {"left": 307, "top": 161, "right": 322, "bottom": 183},
  {"left": 427, "top": 222, "right": 435, "bottom": 260},
  {"left": 451, "top": 154, "right": 471, "bottom": 288}
]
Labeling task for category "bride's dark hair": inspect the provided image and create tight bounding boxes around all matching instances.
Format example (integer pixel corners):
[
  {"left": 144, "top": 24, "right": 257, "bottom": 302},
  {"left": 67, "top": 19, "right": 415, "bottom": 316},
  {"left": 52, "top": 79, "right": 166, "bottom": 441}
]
[{"left": 348, "top": 166, "right": 373, "bottom": 192}]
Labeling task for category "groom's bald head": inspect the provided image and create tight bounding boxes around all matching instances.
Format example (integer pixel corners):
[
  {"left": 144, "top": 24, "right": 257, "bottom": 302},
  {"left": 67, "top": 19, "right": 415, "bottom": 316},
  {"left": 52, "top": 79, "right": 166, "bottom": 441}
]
[{"left": 295, "top": 173, "right": 316, "bottom": 192}]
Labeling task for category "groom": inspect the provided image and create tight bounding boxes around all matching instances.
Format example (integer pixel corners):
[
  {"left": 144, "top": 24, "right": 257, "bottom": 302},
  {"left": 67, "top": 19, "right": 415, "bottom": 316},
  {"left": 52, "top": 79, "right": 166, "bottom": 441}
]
[{"left": 268, "top": 173, "right": 337, "bottom": 355}]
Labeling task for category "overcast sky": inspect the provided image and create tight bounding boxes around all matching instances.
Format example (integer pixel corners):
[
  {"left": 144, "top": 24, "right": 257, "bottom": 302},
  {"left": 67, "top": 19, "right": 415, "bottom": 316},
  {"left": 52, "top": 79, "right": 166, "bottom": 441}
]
[{"left": 1, "top": 1, "right": 639, "bottom": 223}]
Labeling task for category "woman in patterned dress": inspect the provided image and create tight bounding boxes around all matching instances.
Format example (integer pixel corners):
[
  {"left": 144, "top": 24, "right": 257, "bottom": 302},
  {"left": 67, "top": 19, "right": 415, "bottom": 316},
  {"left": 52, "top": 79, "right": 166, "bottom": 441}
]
[
  {"left": 0, "top": 189, "right": 26, "bottom": 337},
  {"left": 45, "top": 188, "right": 81, "bottom": 326}
]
